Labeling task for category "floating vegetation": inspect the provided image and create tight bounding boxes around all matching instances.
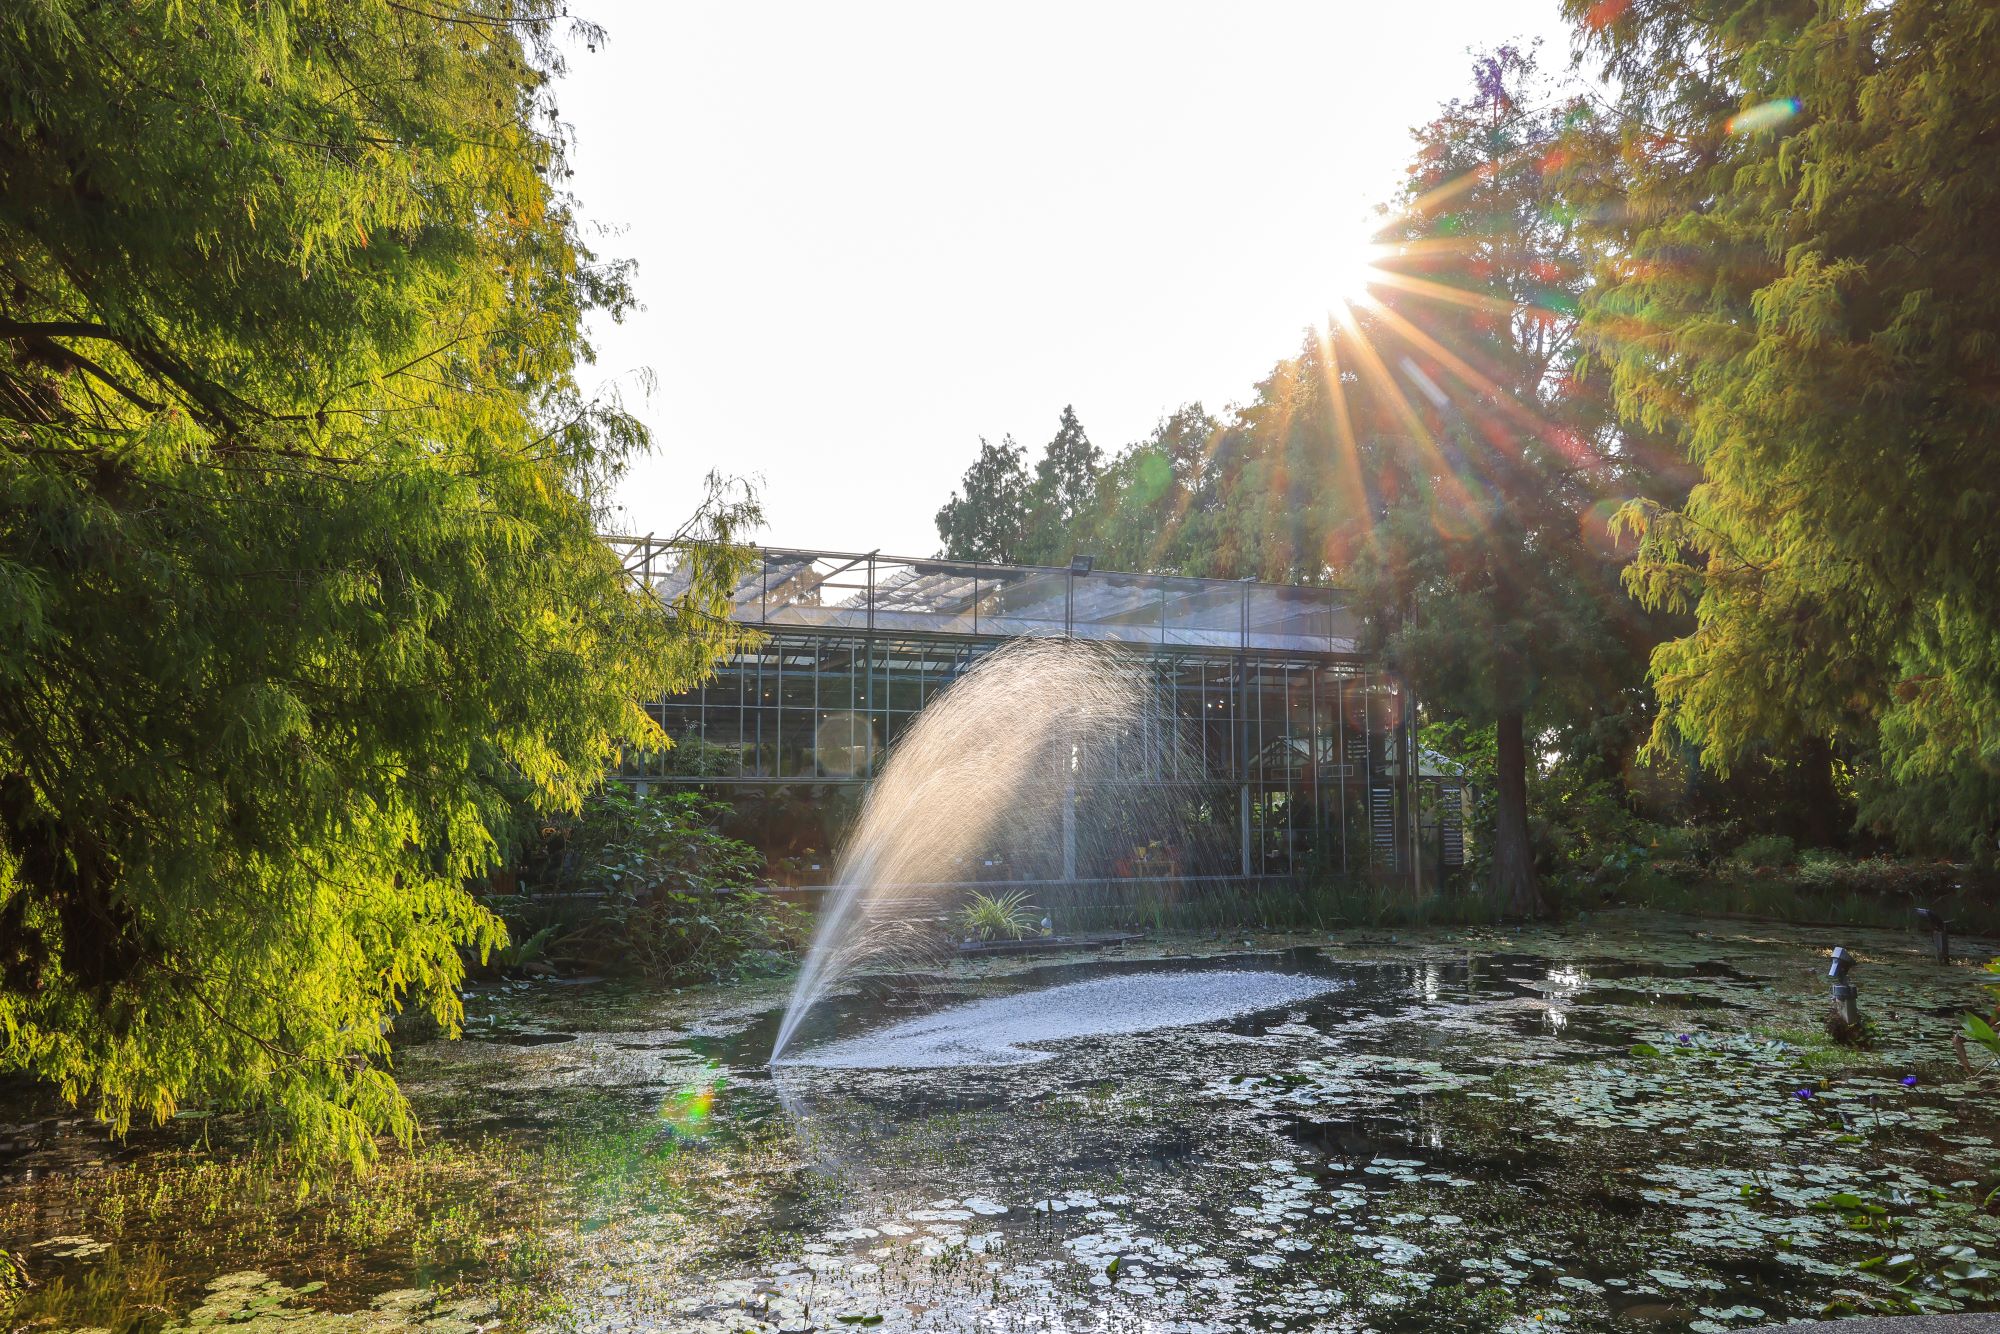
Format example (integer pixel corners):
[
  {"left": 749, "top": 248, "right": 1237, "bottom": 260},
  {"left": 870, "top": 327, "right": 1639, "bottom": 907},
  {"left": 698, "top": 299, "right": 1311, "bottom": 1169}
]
[{"left": 4, "top": 912, "right": 1999, "bottom": 1331}]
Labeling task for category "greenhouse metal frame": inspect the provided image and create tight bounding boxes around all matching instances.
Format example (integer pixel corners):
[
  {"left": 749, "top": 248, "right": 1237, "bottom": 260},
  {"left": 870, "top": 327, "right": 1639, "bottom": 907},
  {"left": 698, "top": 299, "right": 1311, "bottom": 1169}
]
[{"left": 606, "top": 539, "right": 1457, "bottom": 886}]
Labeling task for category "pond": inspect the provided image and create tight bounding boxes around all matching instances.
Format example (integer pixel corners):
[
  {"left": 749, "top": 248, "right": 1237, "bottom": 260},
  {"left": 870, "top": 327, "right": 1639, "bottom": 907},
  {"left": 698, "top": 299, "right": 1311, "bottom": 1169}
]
[{"left": 4, "top": 910, "right": 1999, "bottom": 1332}]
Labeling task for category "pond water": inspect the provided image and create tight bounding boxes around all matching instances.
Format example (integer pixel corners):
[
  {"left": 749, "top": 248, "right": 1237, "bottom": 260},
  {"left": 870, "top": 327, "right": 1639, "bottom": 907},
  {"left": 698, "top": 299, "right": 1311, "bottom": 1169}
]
[{"left": 4, "top": 911, "right": 2000, "bottom": 1332}]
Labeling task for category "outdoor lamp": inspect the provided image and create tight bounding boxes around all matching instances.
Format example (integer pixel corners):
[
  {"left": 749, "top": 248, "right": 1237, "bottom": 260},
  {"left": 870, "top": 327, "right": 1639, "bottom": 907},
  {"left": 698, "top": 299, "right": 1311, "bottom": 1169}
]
[
  {"left": 1070, "top": 555, "right": 1095, "bottom": 574},
  {"left": 1828, "top": 946, "right": 1861, "bottom": 1032},
  {"left": 1916, "top": 907, "right": 1952, "bottom": 965}
]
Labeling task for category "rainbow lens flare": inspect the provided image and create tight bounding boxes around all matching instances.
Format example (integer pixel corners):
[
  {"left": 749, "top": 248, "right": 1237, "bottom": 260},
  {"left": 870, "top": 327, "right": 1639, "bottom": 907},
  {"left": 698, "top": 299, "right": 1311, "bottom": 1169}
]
[{"left": 1727, "top": 98, "right": 1801, "bottom": 135}]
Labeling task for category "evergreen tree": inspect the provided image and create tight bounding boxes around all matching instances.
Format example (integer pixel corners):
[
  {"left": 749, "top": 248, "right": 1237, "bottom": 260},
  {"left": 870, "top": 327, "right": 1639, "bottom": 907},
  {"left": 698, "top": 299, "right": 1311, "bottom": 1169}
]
[
  {"left": 934, "top": 435, "right": 1030, "bottom": 563},
  {"left": 1022, "top": 405, "right": 1101, "bottom": 563},
  {"left": 1568, "top": 0, "right": 2000, "bottom": 858},
  {"left": 0, "top": 1, "right": 755, "bottom": 1167}
]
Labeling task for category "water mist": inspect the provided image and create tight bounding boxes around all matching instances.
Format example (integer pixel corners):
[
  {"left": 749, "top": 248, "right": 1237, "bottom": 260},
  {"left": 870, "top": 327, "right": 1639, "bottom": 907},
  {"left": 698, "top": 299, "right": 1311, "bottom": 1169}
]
[{"left": 768, "top": 639, "right": 1169, "bottom": 1062}]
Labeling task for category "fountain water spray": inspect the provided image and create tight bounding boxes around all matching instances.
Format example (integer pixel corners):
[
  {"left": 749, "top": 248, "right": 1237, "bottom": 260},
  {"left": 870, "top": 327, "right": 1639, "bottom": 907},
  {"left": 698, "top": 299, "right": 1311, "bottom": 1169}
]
[{"left": 769, "top": 639, "right": 1177, "bottom": 1062}]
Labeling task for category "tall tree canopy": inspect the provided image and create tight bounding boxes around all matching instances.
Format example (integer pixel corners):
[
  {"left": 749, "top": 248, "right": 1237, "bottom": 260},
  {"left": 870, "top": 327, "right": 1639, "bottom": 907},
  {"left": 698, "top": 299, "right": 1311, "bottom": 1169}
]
[
  {"left": 935, "top": 435, "right": 1029, "bottom": 563},
  {"left": 1570, "top": 0, "right": 2000, "bottom": 856},
  {"left": 923, "top": 50, "right": 1675, "bottom": 910},
  {"left": 0, "top": 0, "right": 752, "bottom": 1166},
  {"left": 1091, "top": 404, "right": 1224, "bottom": 575},
  {"left": 1338, "top": 46, "right": 1667, "bottom": 913},
  {"left": 1024, "top": 404, "right": 1100, "bottom": 561}
]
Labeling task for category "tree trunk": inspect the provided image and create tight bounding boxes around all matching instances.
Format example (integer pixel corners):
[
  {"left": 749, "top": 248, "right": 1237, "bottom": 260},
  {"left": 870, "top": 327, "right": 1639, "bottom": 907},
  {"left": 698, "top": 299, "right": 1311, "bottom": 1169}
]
[
  {"left": 1493, "top": 709, "right": 1542, "bottom": 917},
  {"left": 1794, "top": 736, "right": 1843, "bottom": 851}
]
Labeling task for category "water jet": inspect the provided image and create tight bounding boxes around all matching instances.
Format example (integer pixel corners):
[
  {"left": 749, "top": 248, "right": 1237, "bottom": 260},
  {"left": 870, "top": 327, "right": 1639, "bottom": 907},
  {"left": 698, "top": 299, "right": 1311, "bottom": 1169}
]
[{"left": 769, "top": 639, "right": 1182, "bottom": 1062}]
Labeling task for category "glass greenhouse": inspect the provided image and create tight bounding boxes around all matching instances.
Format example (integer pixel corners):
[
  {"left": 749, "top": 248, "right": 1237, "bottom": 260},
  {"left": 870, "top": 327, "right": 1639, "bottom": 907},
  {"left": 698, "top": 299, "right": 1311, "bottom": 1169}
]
[{"left": 608, "top": 540, "right": 1462, "bottom": 886}]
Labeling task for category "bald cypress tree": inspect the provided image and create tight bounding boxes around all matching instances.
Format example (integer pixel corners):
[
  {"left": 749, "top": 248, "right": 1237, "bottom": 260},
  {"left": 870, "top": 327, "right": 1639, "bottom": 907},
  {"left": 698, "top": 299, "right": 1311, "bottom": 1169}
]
[
  {"left": 0, "top": 1, "right": 754, "bottom": 1166},
  {"left": 1343, "top": 46, "right": 1665, "bottom": 914},
  {"left": 1569, "top": 0, "right": 2000, "bottom": 857}
]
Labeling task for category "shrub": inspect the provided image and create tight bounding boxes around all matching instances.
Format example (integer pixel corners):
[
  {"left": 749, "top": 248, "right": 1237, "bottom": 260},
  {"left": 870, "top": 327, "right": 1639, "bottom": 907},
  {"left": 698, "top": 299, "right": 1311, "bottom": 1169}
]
[
  {"left": 1735, "top": 834, "right": 1797, "bottom": 867},
  {"left": 1793, "top": 855, "right": 1958, "bottom": 899},
  {"left": 1530, "top": 768, "right": 1648, "bottom": 880},
  {"left": 501, "top": 786, "right": 807, "bottom": 984},
  {"left": 1647, "top": 824, "right": 1717, "bottom": 862}
]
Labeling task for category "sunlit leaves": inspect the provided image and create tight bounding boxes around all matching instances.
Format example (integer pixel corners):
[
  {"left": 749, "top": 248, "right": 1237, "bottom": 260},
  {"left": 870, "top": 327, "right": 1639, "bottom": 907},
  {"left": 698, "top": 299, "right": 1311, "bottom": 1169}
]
[
  {"left": 1566, "top": 0, "right": 2000, "bottom": 854},
  {"left": 0, "top": 1, "right": 754, "bottom": 1169}
]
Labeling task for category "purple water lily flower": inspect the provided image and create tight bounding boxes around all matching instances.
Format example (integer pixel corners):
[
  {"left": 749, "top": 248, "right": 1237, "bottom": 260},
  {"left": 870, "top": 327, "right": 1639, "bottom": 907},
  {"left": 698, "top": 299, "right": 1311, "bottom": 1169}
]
[
  {"left": 1794, "top": 1087, "right": 1814, "bottom": 1100},
  {"left": 1675, "top": 1034, "right": 1692, "bottom": 1045},
  {"left": 1900, "top": 1074, "right": 1918, "bottom": 1087}
]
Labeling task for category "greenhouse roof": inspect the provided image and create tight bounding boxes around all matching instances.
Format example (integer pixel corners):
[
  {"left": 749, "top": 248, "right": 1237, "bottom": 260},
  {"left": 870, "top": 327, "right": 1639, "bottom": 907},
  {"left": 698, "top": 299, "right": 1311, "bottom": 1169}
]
[{"left": 605, "top": 539, "right": 1362, "bottom": 657}]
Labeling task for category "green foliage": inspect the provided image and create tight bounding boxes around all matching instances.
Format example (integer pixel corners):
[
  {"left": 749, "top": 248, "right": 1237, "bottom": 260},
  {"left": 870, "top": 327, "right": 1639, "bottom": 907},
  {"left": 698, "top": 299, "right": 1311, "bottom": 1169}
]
[
  {"left": 1343, "top": 45, "right": 1681, "bottom": 915},
  {"left": 1089, "top": 404, "right": 1228, "bottom": 576},
  {"left": 1524, "top": 755, "right": 1666, "bottom": 883},
  {"left": 1735, "top": 834, "right": 1797, "bottom": 868},
  {"left": 1024, "top": 405, "right": 1101, "bottom": 562},
  {"left": 934, "top": 435, "right": 1030, "bottom": 563},
  {"left": 1570, "top": 0, "right": 2000, "bottom": 858},
  {"left": 1422, "top": 719, "right": 1497, "bottom": 882},
  {"left": 936, "top": 407, "right": 1106, "bottom": 567},
  {"left": 1789, "top": 855, "right": 1955, "bottom": 900},
  {"left": 955, "top": 890, "right": 1040, "bottom": 942},
  {"left": 1961, "top": 958, "right": 2000, "bottom": 1071},
  {"left": 1645, "top": 824, "right": 1706, "bottom": 862},
  {"left": 0, "top": 1, "right": 756, "bottom": 1168},
  {"left": 512, "top": 786, "right": 804, "bottom": 983}
]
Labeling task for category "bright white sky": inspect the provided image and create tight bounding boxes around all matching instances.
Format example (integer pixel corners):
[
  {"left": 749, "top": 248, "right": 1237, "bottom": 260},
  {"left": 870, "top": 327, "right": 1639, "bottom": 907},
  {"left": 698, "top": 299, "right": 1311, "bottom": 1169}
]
[{"left": 556, "top": 1, "right": 1580, "bottom": 558}]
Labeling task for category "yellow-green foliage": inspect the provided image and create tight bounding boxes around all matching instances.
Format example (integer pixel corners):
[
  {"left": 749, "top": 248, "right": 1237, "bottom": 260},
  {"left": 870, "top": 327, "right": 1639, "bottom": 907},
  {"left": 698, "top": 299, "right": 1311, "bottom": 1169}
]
[
  {"left": 0, "top": 2, "right": 756, "bottom": 1168},
  {"left": 1572, "top": 0, "right": 2000, "bottom": 855}
]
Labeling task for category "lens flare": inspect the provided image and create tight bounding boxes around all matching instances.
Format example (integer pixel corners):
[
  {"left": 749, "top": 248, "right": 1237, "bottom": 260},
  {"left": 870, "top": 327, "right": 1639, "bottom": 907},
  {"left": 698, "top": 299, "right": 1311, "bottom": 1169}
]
[
  {"left": 1727, "top": 98, "right": 1801, "bottom": 135},
  {"left": 1319, "top": 213, "right": 1394, "bottom": 307},
  {"left": 660, "top": 1062, "right": 723, "bottom": 1138}
]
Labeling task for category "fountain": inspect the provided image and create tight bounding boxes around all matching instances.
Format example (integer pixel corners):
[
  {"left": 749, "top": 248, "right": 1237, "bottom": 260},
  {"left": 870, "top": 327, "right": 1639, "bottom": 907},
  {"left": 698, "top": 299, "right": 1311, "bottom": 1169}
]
[
  {"left": 769, "top": 638, "right": 1171, "bottom": 1062},
  {"left": 779, "top": 970, "right": 1343, "bottom": 1068}
]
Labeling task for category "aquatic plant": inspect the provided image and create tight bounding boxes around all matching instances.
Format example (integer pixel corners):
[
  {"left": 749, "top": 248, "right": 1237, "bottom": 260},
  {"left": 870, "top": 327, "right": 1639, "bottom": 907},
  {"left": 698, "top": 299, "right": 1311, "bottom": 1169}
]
[
  {"left": 1954, "top": 957, "right": 2000, "bottom": 1075},
  {"left": 0, "top": 1246, "right": 25, "bottom": 1306},
  {"left": 956, "top": 890, "right": 1041, "bottom": 943}
]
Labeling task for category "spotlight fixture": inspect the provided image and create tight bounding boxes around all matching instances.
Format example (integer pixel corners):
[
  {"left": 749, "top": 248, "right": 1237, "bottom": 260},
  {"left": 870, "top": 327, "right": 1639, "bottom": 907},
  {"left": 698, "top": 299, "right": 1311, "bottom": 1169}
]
[
  {"left": 1916, "top": 907, "right": 1952, "bottom": 965},
  {"left": 1828, "top": 946, "right": 1861, "bottom": 1033},
  {"left": 1070, "top": 554, "right": 1095, "bottom": 574}
]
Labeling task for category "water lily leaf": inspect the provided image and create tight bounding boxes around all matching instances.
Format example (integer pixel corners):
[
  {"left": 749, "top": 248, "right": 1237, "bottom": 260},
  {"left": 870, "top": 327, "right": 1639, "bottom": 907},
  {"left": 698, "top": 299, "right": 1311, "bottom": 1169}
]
[
  {"left": 1630, "top": 1042, "right": 1664, "bottom": 1058},
  {"left": 836, "top": 1316, "right": 885, "bottom": 1326}
]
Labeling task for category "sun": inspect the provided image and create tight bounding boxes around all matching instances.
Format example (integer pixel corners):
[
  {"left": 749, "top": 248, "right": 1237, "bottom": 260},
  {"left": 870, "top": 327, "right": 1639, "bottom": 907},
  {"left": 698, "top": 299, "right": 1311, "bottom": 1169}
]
[{"left": 1320, "top": 212, "right": 1394, "bottom": 308}]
